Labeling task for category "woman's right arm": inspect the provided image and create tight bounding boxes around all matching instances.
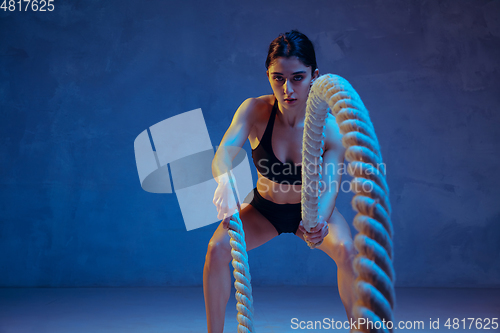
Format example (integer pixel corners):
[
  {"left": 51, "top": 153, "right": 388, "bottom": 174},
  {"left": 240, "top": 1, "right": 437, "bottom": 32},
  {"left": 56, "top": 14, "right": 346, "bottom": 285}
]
[{"left": 212, "top": 98, "right": 259, "bottom": 224}]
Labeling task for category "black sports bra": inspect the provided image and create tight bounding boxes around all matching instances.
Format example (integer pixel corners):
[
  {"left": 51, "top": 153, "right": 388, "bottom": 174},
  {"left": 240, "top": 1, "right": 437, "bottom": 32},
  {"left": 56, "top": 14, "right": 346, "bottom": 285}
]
[{"left": 251, "top": 98, "right": 302, "bottom": 185}]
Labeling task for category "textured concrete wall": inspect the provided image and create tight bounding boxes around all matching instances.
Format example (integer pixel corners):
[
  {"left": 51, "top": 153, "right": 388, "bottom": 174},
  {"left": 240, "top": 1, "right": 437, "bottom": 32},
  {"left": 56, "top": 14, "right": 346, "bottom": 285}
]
[{"left": 1, "top": 0, "right": 499, "bottom": 287}]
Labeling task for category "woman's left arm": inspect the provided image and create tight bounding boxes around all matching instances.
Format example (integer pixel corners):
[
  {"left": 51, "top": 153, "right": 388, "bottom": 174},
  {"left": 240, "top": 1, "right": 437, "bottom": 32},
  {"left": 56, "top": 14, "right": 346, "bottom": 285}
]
[
  {"left": 317, "top": 115, "right": 345, "bottom": 222},
  {"left": 299, "top": 115, "right": 345, "bottom": 244}
]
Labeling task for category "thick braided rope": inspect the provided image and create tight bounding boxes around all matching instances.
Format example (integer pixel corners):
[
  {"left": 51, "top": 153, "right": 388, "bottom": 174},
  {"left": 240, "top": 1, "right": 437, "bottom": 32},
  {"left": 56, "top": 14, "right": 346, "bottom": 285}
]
[
  {"left": 302, "top": 74, "right": 395, "bottom": 333},
  {"left": 228, "top": 212, "right": 255, "bottom": 333}
]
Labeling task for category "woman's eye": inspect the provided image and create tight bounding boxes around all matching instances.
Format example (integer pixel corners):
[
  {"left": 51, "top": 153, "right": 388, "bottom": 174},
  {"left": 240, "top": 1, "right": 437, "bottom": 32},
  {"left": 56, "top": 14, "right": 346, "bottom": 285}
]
[
  {"left": 274, "top": 76, "right": 284, "bottom": 81},
  {"left": 294, "top": 76, "right": 304, "bottom": 81}
]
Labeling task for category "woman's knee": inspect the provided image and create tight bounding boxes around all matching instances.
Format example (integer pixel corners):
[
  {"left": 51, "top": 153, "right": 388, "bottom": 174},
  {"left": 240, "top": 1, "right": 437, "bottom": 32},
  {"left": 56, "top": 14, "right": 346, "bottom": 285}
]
[
  {"left": 327, "top": 240, "right": 357, "bottom": 266},
  {"left": 205, "top": 237, "right": 232, "bottom": 267}
]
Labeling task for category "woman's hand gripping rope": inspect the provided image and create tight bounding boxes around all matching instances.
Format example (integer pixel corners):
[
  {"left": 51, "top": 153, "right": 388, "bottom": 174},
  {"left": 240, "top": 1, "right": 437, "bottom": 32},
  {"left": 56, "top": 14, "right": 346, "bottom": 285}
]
[
  {"left": 213, "top": 171, "right": 241, "bottom": 229},
  {"left": 299, "top": 217, "right": 329, "bottom": 247}
]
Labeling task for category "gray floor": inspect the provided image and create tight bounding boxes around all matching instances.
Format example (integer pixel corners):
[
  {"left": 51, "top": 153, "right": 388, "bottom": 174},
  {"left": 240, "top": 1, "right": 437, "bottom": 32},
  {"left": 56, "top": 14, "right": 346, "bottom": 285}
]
[{"left": 0, "top": 287, "right": 499, "bottom": 332}]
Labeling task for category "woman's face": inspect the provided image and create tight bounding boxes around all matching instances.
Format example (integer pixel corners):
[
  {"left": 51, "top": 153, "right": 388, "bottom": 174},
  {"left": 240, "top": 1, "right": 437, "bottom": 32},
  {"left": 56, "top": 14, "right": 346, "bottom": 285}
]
[{"left": 267, "top": 56, "right": 319, "bottom": 111}]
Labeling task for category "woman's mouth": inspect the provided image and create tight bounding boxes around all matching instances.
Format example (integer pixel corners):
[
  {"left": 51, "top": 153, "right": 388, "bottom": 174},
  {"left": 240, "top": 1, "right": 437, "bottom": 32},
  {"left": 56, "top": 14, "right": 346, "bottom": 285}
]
[{"left": 284, "top": 98, "right": 297, "bottom": 104}]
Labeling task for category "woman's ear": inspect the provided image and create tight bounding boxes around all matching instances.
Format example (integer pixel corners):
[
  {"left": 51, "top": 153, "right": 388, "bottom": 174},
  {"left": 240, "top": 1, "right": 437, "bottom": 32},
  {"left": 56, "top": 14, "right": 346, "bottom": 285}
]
[{"left": 312, "top": 68, "right": 319, "bottom": 82}]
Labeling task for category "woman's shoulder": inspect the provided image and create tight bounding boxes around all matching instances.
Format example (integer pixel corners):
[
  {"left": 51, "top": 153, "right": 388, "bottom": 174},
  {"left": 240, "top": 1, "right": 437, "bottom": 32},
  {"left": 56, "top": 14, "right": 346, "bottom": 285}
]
[
  {"left": 237, "top": 94, "right": 275, "bottom": 122},
  {"left": 241, "top": 94, "right": 274, "bottom": 110}
]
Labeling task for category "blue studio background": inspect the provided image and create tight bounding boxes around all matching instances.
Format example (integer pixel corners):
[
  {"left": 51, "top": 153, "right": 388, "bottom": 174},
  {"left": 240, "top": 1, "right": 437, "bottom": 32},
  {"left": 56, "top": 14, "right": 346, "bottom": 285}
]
[{"left": 1, "top": 0, "right": 499, "bottom": 288}]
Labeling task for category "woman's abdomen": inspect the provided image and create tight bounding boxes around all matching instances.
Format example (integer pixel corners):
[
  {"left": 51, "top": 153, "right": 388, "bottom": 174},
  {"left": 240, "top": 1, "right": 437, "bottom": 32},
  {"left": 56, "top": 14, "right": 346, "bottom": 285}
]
[{"left": 255, "top": 172, "right": 302, "bottom": 204}]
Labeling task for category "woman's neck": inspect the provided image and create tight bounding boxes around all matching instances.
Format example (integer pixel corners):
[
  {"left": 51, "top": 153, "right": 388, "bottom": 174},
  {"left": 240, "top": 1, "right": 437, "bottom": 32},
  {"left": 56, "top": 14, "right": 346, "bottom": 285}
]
[{"left": 277, "top": 101, "right": 306, "bottom": 128}]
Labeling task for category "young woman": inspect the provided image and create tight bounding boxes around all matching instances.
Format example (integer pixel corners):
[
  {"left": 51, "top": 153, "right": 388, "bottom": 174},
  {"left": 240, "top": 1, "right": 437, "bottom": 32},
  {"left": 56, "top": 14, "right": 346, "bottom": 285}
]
[{"left": 205, "top": 30, "right": 357, "bottom": 333}]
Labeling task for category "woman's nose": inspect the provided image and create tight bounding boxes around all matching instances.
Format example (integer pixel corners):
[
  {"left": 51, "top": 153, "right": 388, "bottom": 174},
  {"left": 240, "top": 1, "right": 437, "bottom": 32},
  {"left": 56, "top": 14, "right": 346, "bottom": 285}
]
[{"left": 284, "top": 79, "right": 294, "bottom": 95}]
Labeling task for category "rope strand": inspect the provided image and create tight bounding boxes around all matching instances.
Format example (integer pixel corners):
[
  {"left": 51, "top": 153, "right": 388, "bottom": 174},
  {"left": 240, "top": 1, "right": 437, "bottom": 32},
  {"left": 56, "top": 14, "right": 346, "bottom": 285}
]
[{"left": 301, "top": 74, "right": 395, "bottom": 333}]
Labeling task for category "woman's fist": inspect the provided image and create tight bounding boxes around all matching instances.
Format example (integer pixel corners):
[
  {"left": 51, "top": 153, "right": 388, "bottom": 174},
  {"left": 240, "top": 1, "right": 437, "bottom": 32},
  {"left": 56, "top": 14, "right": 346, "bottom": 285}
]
[
  {"left": 213, "top": 172, "right": 238, "bottom": 228},
  {"left": 299, "top": 217, "right": 329, "bottom": 246}
]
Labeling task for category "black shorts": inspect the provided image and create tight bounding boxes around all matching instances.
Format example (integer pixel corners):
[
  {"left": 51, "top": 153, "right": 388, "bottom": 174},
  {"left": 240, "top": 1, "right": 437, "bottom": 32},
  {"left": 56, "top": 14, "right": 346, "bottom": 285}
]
[{"left": 244, "top": 187, "right": 302, "bottom": 235}]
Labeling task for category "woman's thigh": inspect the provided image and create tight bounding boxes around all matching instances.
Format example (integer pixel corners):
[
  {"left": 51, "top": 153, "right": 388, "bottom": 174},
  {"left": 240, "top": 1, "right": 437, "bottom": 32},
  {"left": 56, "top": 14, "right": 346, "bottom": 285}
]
[
  {"left": 324, "top": 207, "right": 353, "bottom": 244},
  {"left": 207, "top": 203, "right": 279, "bottom": 258}
]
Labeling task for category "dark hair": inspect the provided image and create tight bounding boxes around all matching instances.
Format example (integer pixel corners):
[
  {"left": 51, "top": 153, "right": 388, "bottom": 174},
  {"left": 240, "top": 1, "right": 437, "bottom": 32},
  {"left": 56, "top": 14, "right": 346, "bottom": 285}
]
[{"left": 265, "top": 30, "right": 317, "bottom": 74}]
